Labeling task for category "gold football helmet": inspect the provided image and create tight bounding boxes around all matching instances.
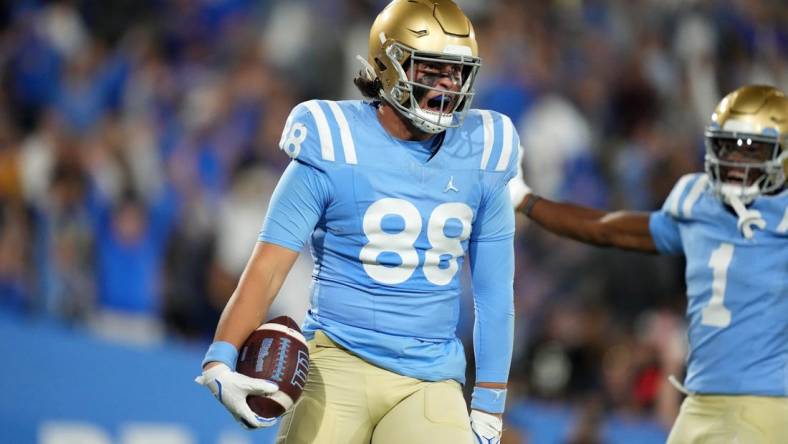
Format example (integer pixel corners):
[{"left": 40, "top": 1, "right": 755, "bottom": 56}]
[
  {"left": 360, "top": 0, "right": 481, "bottom": 134},
  {"left": 705, "top": 85, "right": 788, "bottom": 204}
]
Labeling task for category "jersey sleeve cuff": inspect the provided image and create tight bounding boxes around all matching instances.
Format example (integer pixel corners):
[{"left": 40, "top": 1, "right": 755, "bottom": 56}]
[
  {"left": 471, "top": 387, "right": 507, "bottom": 414},
  {"left": 201, "top": 341, "right": 239, "bottom": 370}
]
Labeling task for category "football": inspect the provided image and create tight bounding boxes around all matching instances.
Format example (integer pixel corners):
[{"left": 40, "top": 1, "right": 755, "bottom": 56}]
[{"left": 236, "top": 316, "right": 310, "bottom": 419}]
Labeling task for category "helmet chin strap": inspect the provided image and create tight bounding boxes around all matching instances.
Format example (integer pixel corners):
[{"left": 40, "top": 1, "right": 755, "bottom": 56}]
[{"left": 720, "top": 184, "right": 766, "bottom": 239}]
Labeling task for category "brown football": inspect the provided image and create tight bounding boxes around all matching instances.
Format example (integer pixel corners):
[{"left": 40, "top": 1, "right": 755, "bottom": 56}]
[{"left": 236, "top": 316, "right": 309, "bottom": 419}]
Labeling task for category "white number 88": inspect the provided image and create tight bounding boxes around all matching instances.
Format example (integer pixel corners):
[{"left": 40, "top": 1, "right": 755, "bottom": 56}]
[{"left": 360, "top": 198, "right": 473, "bottom": 285}]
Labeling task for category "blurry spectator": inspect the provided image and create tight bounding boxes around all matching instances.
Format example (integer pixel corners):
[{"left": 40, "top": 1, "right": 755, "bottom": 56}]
[
  {"left": 518, "top": 95, "right": 606, "bottom": 208},
  {"left": 5, "top": 11, "right": 63, "bottom": 132},
  {"left": 33, "top": 157, "right": 94, "bottom": 321},
  {"left": 209, "top": 160, "right": 312, "bottom": 325},
  {"left": 0, "top": 203, "right": 32, "bottom": 310},
  {"left": 37, "top": 1, "right": 88, "bottom": 59},
  {"left": 89, "top": 181, "right": 178, "bottom": 343}
]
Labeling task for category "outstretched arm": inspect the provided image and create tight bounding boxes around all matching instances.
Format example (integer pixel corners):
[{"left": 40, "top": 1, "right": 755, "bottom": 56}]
[{"left": 516, "top": 193, "right": 657, "bottom": 253}]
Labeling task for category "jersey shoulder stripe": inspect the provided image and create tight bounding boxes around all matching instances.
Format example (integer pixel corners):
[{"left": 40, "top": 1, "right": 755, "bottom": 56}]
[
  {"left": 477, "top": 109, "right": 495, "bottom": 170},
  {"left": 682, "top": 174, "right": 709, "bottom": 218},
  {"left": 326, "top": 101, "right": 358, "bottom": 164},
  {"left": 495, "top": 113, "right": 515, "bottom": 172},
  {"left": 778, "top": 206, "right": 788, "bottom": 233},
  {"left": 468, "top": 109, "right": 520, "bottom": 179},
  {"left": 662, "top": 172, "right": 706, "bottom": 219},
  {"left": 279, "top": 100, "right": 358, "bottom": 167},
  {"left": 302, "top": 100, "right": 335, "bottom": 162}
]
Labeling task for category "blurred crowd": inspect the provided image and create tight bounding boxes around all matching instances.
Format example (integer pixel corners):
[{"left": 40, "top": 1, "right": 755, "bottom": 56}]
[{"left": 0, "top": 0, "right": 785, "bottom": 442}]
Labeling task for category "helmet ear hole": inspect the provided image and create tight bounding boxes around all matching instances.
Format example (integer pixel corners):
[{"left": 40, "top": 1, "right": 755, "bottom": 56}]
[{"left": 374, "top": 58, "right": 387, "bottom": 72}]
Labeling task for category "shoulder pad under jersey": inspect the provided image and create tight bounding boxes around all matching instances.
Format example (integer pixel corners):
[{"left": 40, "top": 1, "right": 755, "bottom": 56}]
[
  {"left": 660, "top": 172, "right": 709, "bottom": 220},
  {"left": 278, "top": 100, "right": 359, "bottom": 168},
  {"left": 465, "top": 109, "right": 520, "bottom": 182}
]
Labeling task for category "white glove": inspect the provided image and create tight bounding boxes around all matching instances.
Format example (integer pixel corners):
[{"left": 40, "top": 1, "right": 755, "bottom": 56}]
[
  {"left": 507, "top": 145, "right": 531, "bottom": 208},
  {"left": 195, "top": 363, "right": 279, "bottom": 429},
  {"left": 470, "top": 409, "right": 502, "bottom": 444},
  {"left": 508, "top": 176, "right": 533, "bottom": 208}
]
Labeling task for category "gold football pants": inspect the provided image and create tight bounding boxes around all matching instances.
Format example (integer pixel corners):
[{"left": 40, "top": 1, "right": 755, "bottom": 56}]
[
  {"left": 275, "top": 330, "right": 473, "bottom": 444},
  {"left": 667, "top": 394, "right": 788, "bottom": 444}
]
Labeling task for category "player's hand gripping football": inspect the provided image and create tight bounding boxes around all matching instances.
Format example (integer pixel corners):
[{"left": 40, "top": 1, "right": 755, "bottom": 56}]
[
  {"left": 470, "top": 410, "right": 503, "bottom": 444},
  {"left": 195, "top": 363, "right": 279, "bottom": 429}
]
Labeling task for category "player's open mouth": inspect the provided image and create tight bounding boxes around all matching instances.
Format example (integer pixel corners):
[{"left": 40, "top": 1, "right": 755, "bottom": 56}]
[
  {"left": 725, "top": 169, "right": 746, "bottom": 182},
  {"left": 425, "top": 95, "right": 455, "bottom": 113},
  {"left": 723, "top": 167, "right": 764, "bottom": 186}
]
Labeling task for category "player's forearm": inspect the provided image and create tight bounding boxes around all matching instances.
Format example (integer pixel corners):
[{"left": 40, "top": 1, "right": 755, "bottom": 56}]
[
  {"left": 469, "top": 236, "right": 514, "bottom": 414},
  {"left": 472, "top": 304, "right": 514, "bottom": 385},
  {"left": 521, "top": 195, "right": 657, "bottom": 252},
  {"left": 469, "top": 238, "right": 514, "bottom": 385},
  {"left": 212, "top": 243, "right": 299, "bottom": 352}
]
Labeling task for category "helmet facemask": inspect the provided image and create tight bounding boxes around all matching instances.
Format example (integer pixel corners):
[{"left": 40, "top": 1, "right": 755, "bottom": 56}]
[
  {"left": 382, "top": 40, "right": 481, "bottom": 134},
  {"left": 704, "top": 130, "right": 787, "bottom": 205}
]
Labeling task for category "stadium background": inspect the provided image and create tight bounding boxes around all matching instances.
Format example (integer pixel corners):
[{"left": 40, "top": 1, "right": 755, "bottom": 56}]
[{"left": 0, "top": 0, "right": 784, "bottom": 443}]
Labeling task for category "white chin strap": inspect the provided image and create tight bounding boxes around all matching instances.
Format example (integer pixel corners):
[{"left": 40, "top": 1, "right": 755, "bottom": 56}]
[{"left": 720, "top": 184, "right": 766, "bottom": 239}]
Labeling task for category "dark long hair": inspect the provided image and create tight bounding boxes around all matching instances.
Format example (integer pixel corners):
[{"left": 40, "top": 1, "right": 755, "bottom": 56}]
[{"left": 353, "top": 71, "right": 382, "bottom": 100}]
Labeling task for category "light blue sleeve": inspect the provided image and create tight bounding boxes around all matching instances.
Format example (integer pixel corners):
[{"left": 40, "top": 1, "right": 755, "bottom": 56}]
[
  {"left": 649, "top": 211, "right": 683, "bottom": 255},
  {"left": 647, "top": 173, "right": 702, "bottom": 256},
  {"left": 469, "top": 183, "right": 515, "bottom": 384},
  {"left": 500, "top": 114, "right": 521, "bottom": 185},
  {"left": 258, "top": 160, "right": 332, "bottom": 252},
  {"left": 478, "top": 110, "right": 521, "bottom": 185}
]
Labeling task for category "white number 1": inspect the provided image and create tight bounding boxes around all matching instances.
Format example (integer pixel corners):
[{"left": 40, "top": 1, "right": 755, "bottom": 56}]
[{"left": 701, "top": 243, "right": 733, "bottom": 328}]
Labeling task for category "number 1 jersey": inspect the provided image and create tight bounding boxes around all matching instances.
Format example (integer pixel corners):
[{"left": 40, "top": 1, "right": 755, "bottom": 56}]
[
  {"left": 260, "top": 100, "right": 519, "bottom": 383},
  {"left": 650, "top": 173, "right": 788, "bottom": 396}
]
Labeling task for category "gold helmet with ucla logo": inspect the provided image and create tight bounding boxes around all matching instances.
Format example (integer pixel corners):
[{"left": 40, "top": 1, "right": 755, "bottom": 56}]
[
  {"left": 705, "top": 84, "right": 788, "bottom": 204},
  {"left": 358, "top": 0, "right": 481, "bottom": 134}
]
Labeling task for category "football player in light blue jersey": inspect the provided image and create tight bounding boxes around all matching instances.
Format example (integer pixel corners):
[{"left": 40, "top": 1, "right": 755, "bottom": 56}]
[
  {"left": 195, "top": 1, "right": 519, "bottom": 443},
  {"left": 511, "top": 84, "right": 788, "bottom": 443}
]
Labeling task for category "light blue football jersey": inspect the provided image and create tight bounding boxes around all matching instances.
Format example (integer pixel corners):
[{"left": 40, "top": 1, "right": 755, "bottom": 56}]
[
  {"left": 650, "top": 173, "right": 788, "bottom": 396},
  {"left": 260, "top": 100, "right": 519, "bottom": 383}
]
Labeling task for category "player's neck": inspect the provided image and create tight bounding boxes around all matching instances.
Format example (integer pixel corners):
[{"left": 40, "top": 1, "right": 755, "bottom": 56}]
[{"left": 377, "top": 102, "right": 434, "bottom": 142}]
